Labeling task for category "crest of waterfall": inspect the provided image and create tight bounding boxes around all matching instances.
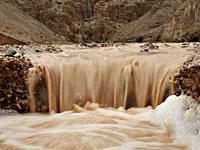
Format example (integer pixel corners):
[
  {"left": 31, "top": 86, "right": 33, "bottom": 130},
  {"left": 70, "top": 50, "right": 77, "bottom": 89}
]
[{"left": 28, "top": 58, "right": 173, "bottom": 113}]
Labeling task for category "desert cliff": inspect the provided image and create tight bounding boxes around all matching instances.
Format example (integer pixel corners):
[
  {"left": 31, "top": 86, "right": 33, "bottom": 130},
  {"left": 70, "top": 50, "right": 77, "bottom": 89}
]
[{"left": 0, "top": 0, "right": 199, "bottom": 43}]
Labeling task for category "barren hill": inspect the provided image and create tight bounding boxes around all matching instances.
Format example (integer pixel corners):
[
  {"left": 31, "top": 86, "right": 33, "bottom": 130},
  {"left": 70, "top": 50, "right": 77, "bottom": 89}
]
[
  {"left": 1, "top": 0, "right": 200, "bottom": 44},
  {"left": 0, "top": 0, "right": 66, "bottom": 44}
]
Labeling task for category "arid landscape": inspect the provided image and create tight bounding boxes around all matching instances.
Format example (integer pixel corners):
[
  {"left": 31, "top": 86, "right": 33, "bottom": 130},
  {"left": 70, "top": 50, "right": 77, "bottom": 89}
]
[
  {"left": 0, "top": 0, "right": 200, "bottom": 150},
  {"left": 0, "top": 0, "right": 200, "bottom": 44}
]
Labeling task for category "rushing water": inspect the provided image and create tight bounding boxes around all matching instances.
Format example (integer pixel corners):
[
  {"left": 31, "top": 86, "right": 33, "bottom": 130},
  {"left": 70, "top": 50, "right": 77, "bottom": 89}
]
[
  {"left": 0, "top": 43, "right": 198, "bottom": 150},
  {"left": 28, "top": 43, "right": 191, "bottom": 113},
  {"left": 1, "top": 95, "right": 200, "bottom": 150}
]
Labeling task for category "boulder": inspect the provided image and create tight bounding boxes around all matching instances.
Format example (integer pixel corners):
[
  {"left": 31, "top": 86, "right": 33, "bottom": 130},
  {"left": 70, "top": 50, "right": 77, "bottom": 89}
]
[{"left": 172, "top": 55, "right": 200, "bottom": 102}]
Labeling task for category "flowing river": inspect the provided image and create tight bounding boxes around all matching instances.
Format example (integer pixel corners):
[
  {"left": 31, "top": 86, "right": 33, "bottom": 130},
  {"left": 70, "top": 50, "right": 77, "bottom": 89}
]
[{"left": 0, "top": 43, "right": 199, "bottom": 150}]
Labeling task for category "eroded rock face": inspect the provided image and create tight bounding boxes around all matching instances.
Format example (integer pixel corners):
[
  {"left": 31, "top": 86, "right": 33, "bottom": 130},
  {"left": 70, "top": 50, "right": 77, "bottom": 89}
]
[
  {"left": 161, "top": 0, "right": 200, "bottom": 42},
  {"left": 13, "top": 0, "right": 200, "bottom": 43},
  {"left": 173, "top": 48, "right": 200, "bottom": 102},
  {"left": 13, "top": 0, "right": 155, "bottom": 42},
  {"left": 14, "top": 0, "right": 92, "bottom": 42},
  {"left": 0, "top": 0, "right": 199, "bottom": 43}
]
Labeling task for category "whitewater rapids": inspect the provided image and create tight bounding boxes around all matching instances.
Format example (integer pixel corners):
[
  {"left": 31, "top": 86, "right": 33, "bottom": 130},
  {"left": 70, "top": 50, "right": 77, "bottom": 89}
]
[{"left": 0, "top": 95, "right": 200, "bottom": 150}]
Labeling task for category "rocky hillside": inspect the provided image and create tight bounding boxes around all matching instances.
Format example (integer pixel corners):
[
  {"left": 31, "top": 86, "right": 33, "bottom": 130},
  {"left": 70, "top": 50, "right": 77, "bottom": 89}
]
[
  {"left": 0, "top": 0, "right": 66, "bottom": 44},
  {"left": 1, "top": 0, "right": 200, "bottom": 43}
]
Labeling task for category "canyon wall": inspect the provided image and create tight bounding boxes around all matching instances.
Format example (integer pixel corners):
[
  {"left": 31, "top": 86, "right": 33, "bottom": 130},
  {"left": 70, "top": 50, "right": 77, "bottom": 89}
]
[
  {"left": 14, "top": 0, "right": 200, "bottom": 43},
  {"left": 0, "top": 0, "right": 199, "bottom": 43}
]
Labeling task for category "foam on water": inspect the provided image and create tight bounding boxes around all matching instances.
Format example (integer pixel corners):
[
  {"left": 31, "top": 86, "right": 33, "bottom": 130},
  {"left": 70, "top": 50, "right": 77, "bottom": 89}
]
[
  {"left": 1, "top": 96, "right": 197, "bottom": 150},
  {"left": 153, "top": 95, "right": 200, "bottom": 150}
]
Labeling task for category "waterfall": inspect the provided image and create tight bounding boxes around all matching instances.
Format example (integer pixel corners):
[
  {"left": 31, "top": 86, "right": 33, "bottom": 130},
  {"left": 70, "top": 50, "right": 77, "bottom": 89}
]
[{"left": 28, "top": 57, "right": 173, "bottom": 113}]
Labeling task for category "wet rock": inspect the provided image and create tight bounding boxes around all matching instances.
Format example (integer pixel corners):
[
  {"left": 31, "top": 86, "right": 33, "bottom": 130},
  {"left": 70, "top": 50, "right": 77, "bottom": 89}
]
[
  {"left": 140, "top": 42, "right": 159, "bottom": 52},
  {"left": 35, "top": 49, "right": 41, "bottom": 52},
  {"left": 172, "top": 54, "right": 200, "bottom": 102},
  {"left": 181, "top": 46, "right": 188, "bottom": 48},
  {"left": 90, "top": 41, "right": 97, "bottom": 48},
  {"left": 80, "top": 41, "right": 98, "bottom": 48},
  {"left": 153, "top": 45, "right": 159, "bottom": 50},
  {"left": 80, "top": 42, "right": 88, "bottom": 47},
  {"left": 140, "top": 49, "right": 149, "bottom": 52},
  {"left": 192, "top": 84, "right": 198, "bottom": 91},
  {"left": 14, "top": 103, "right": 22, "bottom": 110},
  {"left": 8, "top": 49, "right": 17, "bottom": 55},
  {"left": 45, "top": 46, "right": 62, "bottom": 52},
  {"left": 100, "top": 43, "right": 106, "bottom": 47},
  {"left": 182, "top": 79, "right": 195, "bottom": 87},
  {"left": 194, "top": 43, "right": 200, "bottom": 50},
  {"left": 55, "top": 47, "right": 63, "bottom": 52},
  {"left": 164, "top": 43, "right": 171, "bottom": 47},
  {"left": 182, "top": 42, "right": 190, "bottom": 46}
]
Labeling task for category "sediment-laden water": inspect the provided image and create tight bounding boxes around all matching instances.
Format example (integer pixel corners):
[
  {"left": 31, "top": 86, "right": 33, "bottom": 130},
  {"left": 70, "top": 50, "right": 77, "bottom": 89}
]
[
  {"left": 28, "top": 43, "right": 191, "bottom": 113},
  {"left": 0, "top": 43, "right": 198, "bottom": 150},
  {"left": 1, "top": 95, "right": 200, "bottom": 150}
]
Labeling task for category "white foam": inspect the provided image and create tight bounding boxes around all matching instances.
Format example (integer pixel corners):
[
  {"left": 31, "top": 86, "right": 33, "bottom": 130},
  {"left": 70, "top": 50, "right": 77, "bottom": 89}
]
[{"left": 153, "top": 95, "right": 200, "bottom": 150}]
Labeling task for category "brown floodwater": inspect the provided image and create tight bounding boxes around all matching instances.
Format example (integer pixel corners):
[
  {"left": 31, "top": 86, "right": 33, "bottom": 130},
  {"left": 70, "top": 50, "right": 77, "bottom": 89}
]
[
  {"left": 0, "top": 104, "right": 188, "bottom": 150},
  {"left": 0, "top": 43, "right": 198, "bottom": 150},
  {"left": 28, "top": 43, "right": 193, "bottom": 112}
]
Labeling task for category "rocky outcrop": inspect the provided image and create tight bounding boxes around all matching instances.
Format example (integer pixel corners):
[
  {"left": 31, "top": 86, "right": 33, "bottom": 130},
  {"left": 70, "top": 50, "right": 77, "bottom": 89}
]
[
  {"left": 12, "top": 0, "right": 200, "bottom": 43},
  {"left": 0, "top": 53, "right": 32, "bottom": 112},
  {"left": 13, "top": 0, "right": 154, "bottom": 42},
  {"left": 161, "top": 0, "right": 200, "bottom": 42},
  {"left": 172, "top": 47, "right": 200, "bottom": 102},
  {"left": 111, "top": 0, "right": 200, "bottom": 42}
]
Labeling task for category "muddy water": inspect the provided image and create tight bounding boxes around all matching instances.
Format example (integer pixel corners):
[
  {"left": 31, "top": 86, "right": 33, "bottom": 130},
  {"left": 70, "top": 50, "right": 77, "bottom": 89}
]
[
  {"left": 0, "top": 103, "right": 187, "bottom": 150},
  {"left": 0, "top": 43, "right": 196, "bottom": 150},
  {"left": 28, "top": 43, "right": 192, "bottom": 113}
]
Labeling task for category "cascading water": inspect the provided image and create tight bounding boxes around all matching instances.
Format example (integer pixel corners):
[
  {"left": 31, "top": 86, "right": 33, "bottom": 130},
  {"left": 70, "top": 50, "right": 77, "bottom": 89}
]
[
  {"left": 28, "top": 57, "right": 173, "bottom": 113},
  {"left": 0, "top": 43, "right": 199, "bottom": 150}
]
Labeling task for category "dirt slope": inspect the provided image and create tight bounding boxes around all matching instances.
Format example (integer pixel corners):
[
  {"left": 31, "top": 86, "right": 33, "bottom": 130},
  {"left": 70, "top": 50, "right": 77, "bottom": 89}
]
[{"left": 0, "top": 0, "right": 66, "bottom": 44}]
